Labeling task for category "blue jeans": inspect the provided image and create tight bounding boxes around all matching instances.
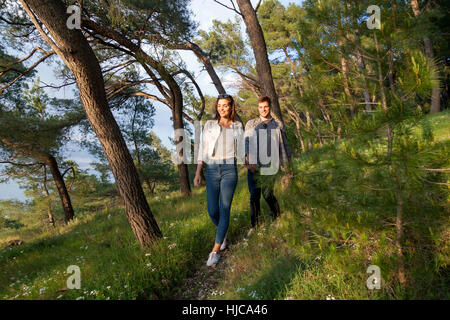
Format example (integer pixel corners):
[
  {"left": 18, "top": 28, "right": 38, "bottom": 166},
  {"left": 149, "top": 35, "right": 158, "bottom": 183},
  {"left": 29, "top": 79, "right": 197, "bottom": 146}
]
[{"left": 205, "top": 162, "right": 238, "bottom": 244}]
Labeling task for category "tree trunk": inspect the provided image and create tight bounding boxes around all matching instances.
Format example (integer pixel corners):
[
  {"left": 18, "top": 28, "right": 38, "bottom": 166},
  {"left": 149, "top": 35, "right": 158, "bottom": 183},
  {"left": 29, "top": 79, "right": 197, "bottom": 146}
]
[
  {"left": 354, "top": 31, "right": 372, "bottom": 111},
  {"left": 286, "top": 109, "right": 306, "bottom": 152},
  {"left": 338, "top": 38, "right": 355, "bottom": 116},
  {"left": 236, "top": 0, "right": 284, "bottom": 123},
  {"left": 42, "top": 166, "right": 55, "bottom": 227},
  {"left": 82, "top": 18, "right": 192, "bottom": 196},
  {"left": 176, "top": 42, "right": 226, "bottom": 94},
  {"left": 21, "top": 0, "right": 162, "bottom": 246},
  {"left": 410, "top": 0, "right": 441, "bottom": 113},
  {"left": 145, "top": 180, "right": 154, "bottom": 195},
  {"left": 282, "top": 47, "right": 305, "bottom": 97},
  {"left": 44, "top": 155, "right": 74, "bottom": 223}
]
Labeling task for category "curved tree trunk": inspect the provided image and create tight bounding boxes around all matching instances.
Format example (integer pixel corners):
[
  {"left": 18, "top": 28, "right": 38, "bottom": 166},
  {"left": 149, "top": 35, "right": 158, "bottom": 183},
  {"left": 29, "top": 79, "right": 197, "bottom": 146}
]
[
  {"left": 21, "top": 0, "right": 162, "bottom": 246},
  {"left": 236, "top": 0, "right": 284, "bottom": 123},
  {"left": 44, "top": 155, "right": 74, "bottom": 223},
  {"left": 82, "top": 18, "right": 192, "bottom": 196}
]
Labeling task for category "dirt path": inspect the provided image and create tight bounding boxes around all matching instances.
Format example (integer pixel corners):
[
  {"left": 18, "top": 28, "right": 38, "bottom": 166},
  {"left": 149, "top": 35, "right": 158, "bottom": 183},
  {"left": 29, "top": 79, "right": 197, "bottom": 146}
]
[{"left": 175, "top": 245, "right": 235, "bottom": 300}]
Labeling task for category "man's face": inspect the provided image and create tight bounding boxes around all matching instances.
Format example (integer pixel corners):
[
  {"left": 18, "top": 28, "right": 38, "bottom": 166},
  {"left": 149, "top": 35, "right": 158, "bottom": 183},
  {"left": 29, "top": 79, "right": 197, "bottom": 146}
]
[{"left": 258, "top": 101, "right": 270, "bottom": 118}]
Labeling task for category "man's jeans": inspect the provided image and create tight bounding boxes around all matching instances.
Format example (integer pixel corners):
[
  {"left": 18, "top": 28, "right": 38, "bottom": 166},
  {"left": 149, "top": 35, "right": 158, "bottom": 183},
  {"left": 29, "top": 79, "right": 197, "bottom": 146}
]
[
  {"left": 205, "top": 163, "right": 238, "bottom": 244},
  {"left": 247, "top": 169, "right": 280, "bottom": 227}
]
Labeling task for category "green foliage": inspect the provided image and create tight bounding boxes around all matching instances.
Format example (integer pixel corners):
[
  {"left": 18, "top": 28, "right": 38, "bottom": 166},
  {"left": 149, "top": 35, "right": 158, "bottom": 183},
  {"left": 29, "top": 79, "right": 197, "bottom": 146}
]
[
  {"left": 197, "top": 17, "right": 251, "bottom": 72},
  {"left": 77, "top": 0, "right": 197, "bottom": 43}
]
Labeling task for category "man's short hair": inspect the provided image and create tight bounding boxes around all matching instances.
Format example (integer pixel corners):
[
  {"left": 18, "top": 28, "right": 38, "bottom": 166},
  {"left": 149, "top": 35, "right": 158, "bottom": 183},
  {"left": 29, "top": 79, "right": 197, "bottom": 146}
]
[{"left": 257, "top": 96, "right": 271, "bottom": 107}]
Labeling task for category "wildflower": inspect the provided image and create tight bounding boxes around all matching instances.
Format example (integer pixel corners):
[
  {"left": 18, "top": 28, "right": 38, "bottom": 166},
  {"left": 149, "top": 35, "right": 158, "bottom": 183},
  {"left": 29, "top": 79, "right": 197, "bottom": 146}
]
[
  {"left": 106, "top": 286, "right": 111, "bottom": 290},
  {"left": 168, "top": 243, "right": 177, "bottom": 249},
  {"left": 145, "top": 253, "right": 151, "bottom": 257},
  {"left": 326, "top": 294, "right": 335, "bottom": 300},
  {"left": 146, "top": 263, "right": 152, "bottom": 267}
]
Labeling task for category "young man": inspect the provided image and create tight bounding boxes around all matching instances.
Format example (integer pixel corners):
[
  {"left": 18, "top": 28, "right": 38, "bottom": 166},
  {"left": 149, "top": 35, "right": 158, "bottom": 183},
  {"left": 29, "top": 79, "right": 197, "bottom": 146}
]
[{"left": 244, "top": 96, "right": 293, "bottom": 228}]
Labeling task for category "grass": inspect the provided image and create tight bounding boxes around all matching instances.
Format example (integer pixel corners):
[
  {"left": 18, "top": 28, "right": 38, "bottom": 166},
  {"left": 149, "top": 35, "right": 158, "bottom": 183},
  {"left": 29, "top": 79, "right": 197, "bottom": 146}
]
[{"left": 0, "top": 110, "right": 449, "bottom": 300}]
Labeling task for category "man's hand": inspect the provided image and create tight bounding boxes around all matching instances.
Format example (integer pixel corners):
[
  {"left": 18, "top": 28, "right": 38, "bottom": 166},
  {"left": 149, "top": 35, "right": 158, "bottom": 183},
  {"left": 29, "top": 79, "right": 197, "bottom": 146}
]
[
  {"left": 246, "top": 164, "right": 256, "bottom": 173},
  {"left": 193, "top": 174, "right": 202, "bottom": 187}
]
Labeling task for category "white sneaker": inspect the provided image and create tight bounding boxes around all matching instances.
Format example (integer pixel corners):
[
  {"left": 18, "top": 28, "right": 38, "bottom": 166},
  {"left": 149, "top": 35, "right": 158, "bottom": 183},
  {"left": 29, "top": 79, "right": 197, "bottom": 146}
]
[
  {"left": 220, "top": 236, "right": 227, "bottom": 251},
  {"left": 206, "top": 252, "right": 220, "bottom": 267}
]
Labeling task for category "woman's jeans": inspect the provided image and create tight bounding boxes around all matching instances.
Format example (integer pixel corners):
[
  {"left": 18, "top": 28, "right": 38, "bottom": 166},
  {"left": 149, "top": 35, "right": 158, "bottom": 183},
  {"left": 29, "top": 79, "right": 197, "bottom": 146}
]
[
  {"left": 247, "top": 169, "right": 280, "bottom": 227},
  {"left": 205, "top": 162, "right": 238, "bottom": 245}
]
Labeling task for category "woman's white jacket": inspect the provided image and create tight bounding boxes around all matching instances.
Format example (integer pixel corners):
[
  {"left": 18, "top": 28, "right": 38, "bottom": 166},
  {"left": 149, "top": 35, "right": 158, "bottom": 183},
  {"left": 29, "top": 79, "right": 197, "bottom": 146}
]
[{"left": 197, "top": 120, "right": 245, "bottom": 164}]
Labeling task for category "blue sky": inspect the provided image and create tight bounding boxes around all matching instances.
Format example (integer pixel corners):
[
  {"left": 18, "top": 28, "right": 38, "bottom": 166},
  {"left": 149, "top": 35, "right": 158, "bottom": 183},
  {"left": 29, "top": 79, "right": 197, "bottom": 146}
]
[{"left": 0, "top": 0, "right": 301, "bottom": 201}]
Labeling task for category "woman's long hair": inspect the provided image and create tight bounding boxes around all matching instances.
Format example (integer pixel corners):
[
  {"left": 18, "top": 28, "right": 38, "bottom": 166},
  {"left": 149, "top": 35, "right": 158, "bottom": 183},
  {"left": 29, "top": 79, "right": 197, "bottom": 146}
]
[{"left": 213, "top": 95, "right": 236, "bottom": 122}]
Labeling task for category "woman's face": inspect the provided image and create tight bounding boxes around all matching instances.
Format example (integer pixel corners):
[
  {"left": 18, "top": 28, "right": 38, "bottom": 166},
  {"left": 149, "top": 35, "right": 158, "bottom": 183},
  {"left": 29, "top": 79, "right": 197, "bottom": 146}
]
[{"left": 217, "top": 98, "right": 232, "bottom": 119}]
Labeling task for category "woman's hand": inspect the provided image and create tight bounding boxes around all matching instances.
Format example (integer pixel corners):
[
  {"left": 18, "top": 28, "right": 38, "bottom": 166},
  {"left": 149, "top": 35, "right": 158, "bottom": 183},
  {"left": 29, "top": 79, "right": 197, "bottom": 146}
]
[{"left": 193, "top": 173, "right": 202, "bottom": 187}]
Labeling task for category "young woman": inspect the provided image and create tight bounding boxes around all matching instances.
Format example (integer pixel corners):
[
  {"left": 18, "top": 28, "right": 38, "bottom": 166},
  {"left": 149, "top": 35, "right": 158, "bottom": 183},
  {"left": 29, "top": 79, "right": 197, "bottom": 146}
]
[{"left": 193, "top": 94, "right": 243, "bottom": 267}]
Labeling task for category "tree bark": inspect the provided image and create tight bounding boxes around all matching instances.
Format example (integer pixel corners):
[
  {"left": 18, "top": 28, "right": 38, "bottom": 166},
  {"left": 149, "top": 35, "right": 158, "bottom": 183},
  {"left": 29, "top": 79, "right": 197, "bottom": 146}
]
[
  {"left": 44, "top": 155, "right": 74, "bottom": 223},
  {"left": 236, "top": 0, "right": 284, "bottom": 123},
  {"left": 172, "top": 42, "right": 226, "bottom": 94},
  {"left": 145, "top": 180, "right": 154, "bottom": 195},
  {"left": 20, "top": 0, "right": 162, "bottom": 246}
]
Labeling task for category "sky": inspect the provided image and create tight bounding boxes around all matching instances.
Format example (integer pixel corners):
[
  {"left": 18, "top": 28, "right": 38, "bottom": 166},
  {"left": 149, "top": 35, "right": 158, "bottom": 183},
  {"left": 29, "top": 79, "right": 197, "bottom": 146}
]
[{"left": 0, "top": 0, "right": 301, "bottom": 201}]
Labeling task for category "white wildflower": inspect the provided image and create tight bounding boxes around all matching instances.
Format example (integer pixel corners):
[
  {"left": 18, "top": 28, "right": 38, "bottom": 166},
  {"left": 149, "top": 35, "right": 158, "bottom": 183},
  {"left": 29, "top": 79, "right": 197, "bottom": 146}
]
[{"left": 168, "top": 243, "right": 177, "bottom": 249}]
